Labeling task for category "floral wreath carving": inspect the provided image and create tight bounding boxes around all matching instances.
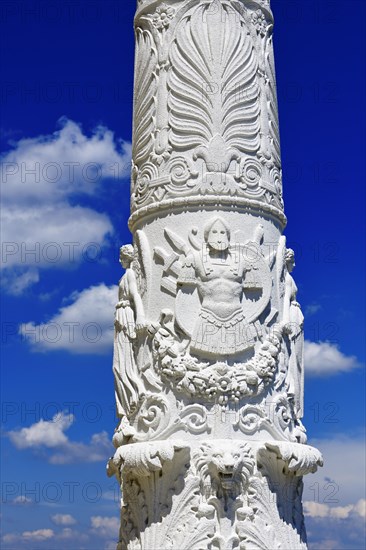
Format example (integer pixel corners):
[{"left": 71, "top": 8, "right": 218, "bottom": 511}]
[{"left": 152, "top": 324, "right": 283, "bottom": 405}]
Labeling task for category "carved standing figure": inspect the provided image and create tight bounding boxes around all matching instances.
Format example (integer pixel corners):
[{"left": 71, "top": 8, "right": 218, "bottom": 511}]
[
  {"left": 178, "top": 217, "right": 249, "bottom": 358},
  {"left": 282, "top": 248, "right": 304, "bottom": 418},
  {"left": 113, "top": 245, "right": 146, "bottom": 434}
]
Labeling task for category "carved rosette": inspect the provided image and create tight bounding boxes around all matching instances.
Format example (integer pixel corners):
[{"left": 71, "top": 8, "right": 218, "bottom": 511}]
[
  {"left": 130, "top": 0, "right": 284, "bottom": 231},
  {"left": 109, "top": 1, "right": 322, "bottom": 549}
]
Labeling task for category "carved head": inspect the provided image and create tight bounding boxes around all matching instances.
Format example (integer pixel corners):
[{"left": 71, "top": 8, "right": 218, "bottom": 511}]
[
  {"left": 119, "top": 244, "right": 134, "bottom": 268},
  {"left": 195, "top": 440, "right": 255, "bottom": 494},
  {"left": 285, "top": 248, "right": 295, "bottom": 272},
  {"left": 204, "top": 217, "right": 230, "bottom": 252}
]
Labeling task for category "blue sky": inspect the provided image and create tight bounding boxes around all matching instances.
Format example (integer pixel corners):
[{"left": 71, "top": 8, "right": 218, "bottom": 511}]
[{"left": 1, "top": 0, "right": 365, "bottom": 548}]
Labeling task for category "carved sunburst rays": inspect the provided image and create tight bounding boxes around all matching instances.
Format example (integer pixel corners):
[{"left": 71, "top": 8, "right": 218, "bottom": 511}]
[
  {"left": 132, "top": 28, "right": 157, "bottom": 167},
  {"left": 168, "top": 1, "right": 260, "bottom": 169}
]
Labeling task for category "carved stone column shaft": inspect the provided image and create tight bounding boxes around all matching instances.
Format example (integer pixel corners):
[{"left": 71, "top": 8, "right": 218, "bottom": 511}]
[{"left": 108, "top": 1, "right": 323, "bottom": 549}]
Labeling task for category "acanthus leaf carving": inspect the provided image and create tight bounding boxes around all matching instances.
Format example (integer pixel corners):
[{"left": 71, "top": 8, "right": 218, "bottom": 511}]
[
  {"left": 235, "top": 476, "right": 307, "bottom": 550},
  {"left": 108, "top": 440, "right": 188, "bottom": 479},
  {"left": 262, "top": 441, "right": 323, "bottom": 476},
  {"left": 132, "top": 28, "right": 157, "bottom": 169}
]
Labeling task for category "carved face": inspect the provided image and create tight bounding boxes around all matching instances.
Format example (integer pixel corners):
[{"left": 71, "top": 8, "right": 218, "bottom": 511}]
[
  {"left": 285, "top": 249, "right": 295, "bottom": 272},
  {"left": 206, "top": 220, "right": 230, "bottom": 252},
  {"left": 120, "top": 256, "right": 131, "bottom": 269},
  {"left": 119, "top": 245, "right": 134, "bottom": 268},
  {"left": 196, "top": 441, "right": 255, "bottom": 493}
]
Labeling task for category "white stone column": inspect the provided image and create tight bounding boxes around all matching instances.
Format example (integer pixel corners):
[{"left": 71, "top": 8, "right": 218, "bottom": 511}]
[{"left": 108, "top": 1, "right": 323, "bottom": 548}]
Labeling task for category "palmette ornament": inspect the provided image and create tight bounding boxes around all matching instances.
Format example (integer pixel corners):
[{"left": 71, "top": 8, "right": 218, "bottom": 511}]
[{"left": 108, "top": 1, "right": 322, "bottom": 548}]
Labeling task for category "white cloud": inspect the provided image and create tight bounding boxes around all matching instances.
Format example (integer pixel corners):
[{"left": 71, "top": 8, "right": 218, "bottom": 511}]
[
  {"left": 20, "top": 283, "right": 116, "bottom": 354},
  {"left": 2, "top": 267, "right": 40, "bottom": 295},
  {"left": 7, "top": 413, "right": 112, "bottom": 464},
  {"left": 304, "top": 340, "right": 362, "bottom": 376},
  {"left": 91, "top": 516, "right": 119, "bottom": 538},
  {"left": 49, "top": 431, "right": 112, "bottom": 465},
  {"left": 303, "top": 435, "right": 366, "bottom": 550},
  {"left": 304, "top": 500, "right": 365, "bottom": 520},
  {"left": 354, "top": 499, "right": 366, "bottom": 519},
  {"left": 2, "top": 534, "right": 18, "bottom": 544},
  {"left": 1, "top": 203, "right": 113, "bottom": 269},
  {"left": 304, "top": 434, "right": 366, "bottom": 507},
  {"left": 1, "top": 118, "right": 131, "bottom": 293},
  {"left": 305, "top": 303, "right": 322, "bottom": 316},
  {"left": 2, "top": 527, "right": 88, "bottom": 548},
  {"left": 305, "top": 504, "right": 366, "bottom": 550},
  {"left": 22, "top": 529, "right": 55, "bottom": 541},
  {"left": 56, "top": 528, "right": 87, "bottom": 542},
  {"left": 51, "top": 514, "right": 76, "bottom": 526},
  {"left": 1, "top": 117, "right": 130, "bottom": 203},
  {"left": 12, "top": 496, "right": 33, "bottom": 506},
  {"left": 8, "top": 412, "right": 73, "bottom": 449}
]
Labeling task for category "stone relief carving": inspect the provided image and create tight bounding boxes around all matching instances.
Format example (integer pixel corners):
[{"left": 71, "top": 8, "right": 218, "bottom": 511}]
[
  {"left": 251, "top": 441, "right": 323, "bottom": 548},
  {"left": 151, "top": 3, "right": 175, "bottom": 30},
  {"left": 113, "top": 442, "right": 215, "bottom": 550},
  {"left": 157, "top": 218, "right": 272, "bottom": 344},
  {"left": 131, "top": 395, "right": 212, "bottom": 442},
  {"left": 130, "top": 0, "right": 284, "bottom": 220},
  {"left": 110, "top": 1, "right": 322, "bottom": 547},
  {"left": 280, "top": 243, "right": 305, "bottom": 418},
  {"left": 153, "top": 324, "right": 283, "bottom": 406},
  {"left": 109, "top": 438, "right": 321, "bottom": 550},
  {"left": 148, "top": 217, "right": 288, "bottom": 406},
  {"left": 108, "top": 440, "right": 187, "bottom": 479},
  {"left": 234, "top": 394, "right": 307, "bottom": 443},
  {"left": 235, "top": 476, "right": 308, "bottom": 550},
  {"left": 111, "top": 226, "right": 307, "bottom": 440},
  {"left": 177, "top": 218, "right": 270, "bottom": 356},
  {"left": 168, "top": 1, "right": 260, "bottom": 188},
  {"left": 195, "top": 441, "right": 255, "bottom": 510},
  {"left": 113, "top": 245, "right": 146, "bottom": 446},
  {"left": 132, "top": 29, "right": 157, "bottom": 170},
  {"left": 147, "top": 217, "right": 285, "bottom": 403},
  {"left": 262, "top": 441, "right": 324, "bottom": 476}
]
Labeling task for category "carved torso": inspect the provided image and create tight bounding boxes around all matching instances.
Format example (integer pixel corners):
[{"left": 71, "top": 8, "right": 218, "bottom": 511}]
[{"left": 192, "top": 248, "right": 245, "bottom": 319}]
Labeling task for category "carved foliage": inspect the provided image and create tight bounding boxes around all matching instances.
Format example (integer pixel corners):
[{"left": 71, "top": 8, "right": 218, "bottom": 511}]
[
  {"left": 235, "top": 477, "right": 307, "bottom": 550},
  {"left": 131, "top": 395, "right": 212, "bottom": 442},
  {"left": 130, "top": 1, "right": 283, "bottom": 214},
  {"left": 156, "top": 326, "right": 283, "bottom": 405},
  {"left": 132, "top": 28, "right": 157, "bottom": 168},
  {"left": 168, "top": 1, "right": 260, "bottom": 162},
  {"left": 111, "top": 437, "right": 321, "bottom": 549},
  {"left": 117, "top": 444, "right": 215, "bottom": 550},
  {"left": 263, "top": 441, "right": 323, "bottom": 476}
]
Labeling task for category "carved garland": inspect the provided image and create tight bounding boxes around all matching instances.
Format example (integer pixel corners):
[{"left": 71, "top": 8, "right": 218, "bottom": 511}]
[{"left": 155, "top": 326, "right": 283, "bottom": 405}]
